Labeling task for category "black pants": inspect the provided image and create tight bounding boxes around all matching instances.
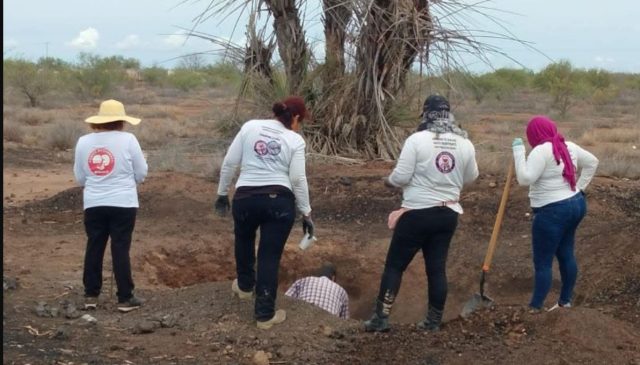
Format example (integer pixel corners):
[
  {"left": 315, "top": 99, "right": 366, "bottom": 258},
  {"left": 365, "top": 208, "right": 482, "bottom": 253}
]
[
  {"left": 83, "top": 206, "right": 137, "bottom": 302},
  {"left": 232, "top": 193, "right": 296, "bottom": 321},
  {"left": 377, "top": 207, "right": 458, "bottom": 313}
]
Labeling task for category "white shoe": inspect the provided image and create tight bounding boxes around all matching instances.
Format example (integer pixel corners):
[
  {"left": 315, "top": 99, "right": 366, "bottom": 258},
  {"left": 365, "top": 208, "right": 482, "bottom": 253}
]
[
  {"left": 231, "top": 279, "right": 253, "bottom": 300},
  {"left": 547, "top": 302, "right": 571, "bottom": 312},
  {"left": 256, "top": 310, "right": 286, "bottom": 330}
]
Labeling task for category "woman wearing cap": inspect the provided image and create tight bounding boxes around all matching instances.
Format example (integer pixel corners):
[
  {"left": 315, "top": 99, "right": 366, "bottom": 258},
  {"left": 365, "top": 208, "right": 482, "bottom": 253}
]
[
  {"left": 364, "top": 94, "right": 479, "bottom": 332},
  {"left": 512, "top": 116, "right": 598, "bottom": 312},
  {"left": 215, "top": 96, "right": 313, "bottom": 329},
  {"left": 73, "top": 99, "right": 148, "bottom": 312}
]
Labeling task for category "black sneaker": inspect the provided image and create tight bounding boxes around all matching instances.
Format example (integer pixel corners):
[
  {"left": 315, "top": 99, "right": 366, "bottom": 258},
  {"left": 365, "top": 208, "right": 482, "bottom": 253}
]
[{"left": 117, "top": 296, "right": 144, "bottom": 312}]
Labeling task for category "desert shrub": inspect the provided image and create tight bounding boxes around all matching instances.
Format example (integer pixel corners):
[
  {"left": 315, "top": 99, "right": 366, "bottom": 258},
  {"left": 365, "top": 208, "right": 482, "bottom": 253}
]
[
  {"left": 202, "top": 62, "right": 243, "bottom": 90},
  {"left": 590, "top": 87, "right": 619, "bottom": 106},
  {"left": 141, "top": 66, "right": 169, "bottom": 87},
  {"left": 3, "top": 58, "right": 59, "bottom": 107},
  {"left": 3, "top": 121, "right": 25, "bottom": 143},
  {"left": 68, "top": 53, "right": 132, "bottom": 99},
  {"left": 167, "top": 69, "right": 206, "bottom": 91},
  {"left": 44, "top": 121, "right": 86, "bottom": 150},
  {"left": 534, "top": 61, "right": 576, "bottom": 118},
  {"left": 15, "top": 108, "right": 54, "bottom": 126},
  {"left": 135, "top": 119, "right": 179, "bottom": 147}
]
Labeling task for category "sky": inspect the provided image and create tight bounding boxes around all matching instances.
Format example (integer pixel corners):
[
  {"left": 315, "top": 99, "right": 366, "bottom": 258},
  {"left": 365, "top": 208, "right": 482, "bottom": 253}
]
[{"left": 3, "top": 0, "right": 640, "bottom": 73}]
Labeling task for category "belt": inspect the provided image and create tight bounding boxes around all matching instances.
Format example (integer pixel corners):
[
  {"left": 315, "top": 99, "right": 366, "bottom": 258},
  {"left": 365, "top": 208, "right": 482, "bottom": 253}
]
[{"left": 439, "top": 201, "right": 458, "bottom": 207}]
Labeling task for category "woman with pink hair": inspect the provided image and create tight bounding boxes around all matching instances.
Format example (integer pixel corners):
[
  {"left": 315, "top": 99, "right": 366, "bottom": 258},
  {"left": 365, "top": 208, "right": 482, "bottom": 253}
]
[{"left": 512, "top": 116, "right": 598, "bottom": 312}]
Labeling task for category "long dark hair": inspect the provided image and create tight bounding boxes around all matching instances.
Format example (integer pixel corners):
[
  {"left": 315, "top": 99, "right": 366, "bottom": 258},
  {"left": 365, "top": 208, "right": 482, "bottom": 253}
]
[{"left": 272, "top": 96, "right": 307, "bottom": 130}]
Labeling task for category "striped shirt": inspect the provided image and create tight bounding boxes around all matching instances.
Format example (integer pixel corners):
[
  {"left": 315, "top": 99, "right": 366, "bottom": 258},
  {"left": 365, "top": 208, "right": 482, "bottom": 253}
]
[{"left": 285, "top": 276, "right": 349, "bottom": 319}]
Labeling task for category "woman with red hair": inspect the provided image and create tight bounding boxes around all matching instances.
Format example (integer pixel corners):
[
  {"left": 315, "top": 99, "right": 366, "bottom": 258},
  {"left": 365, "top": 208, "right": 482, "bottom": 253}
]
[
  {"left": 512, "top": 116, "right": 598, "bottom": 312},
  {"left": 215, "top": 96, "right": 313, "bottom": 329}
]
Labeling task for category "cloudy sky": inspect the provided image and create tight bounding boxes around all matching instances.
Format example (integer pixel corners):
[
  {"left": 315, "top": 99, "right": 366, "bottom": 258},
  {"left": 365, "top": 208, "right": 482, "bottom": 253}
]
[{"left": 3, "top": 0, "right": 639, "bottom": 72}]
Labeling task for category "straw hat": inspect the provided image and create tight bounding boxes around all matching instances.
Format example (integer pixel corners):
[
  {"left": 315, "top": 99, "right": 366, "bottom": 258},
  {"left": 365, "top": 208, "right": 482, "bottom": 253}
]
[{"left": 85, "top": 99, "right": 141, "bottom": 125}]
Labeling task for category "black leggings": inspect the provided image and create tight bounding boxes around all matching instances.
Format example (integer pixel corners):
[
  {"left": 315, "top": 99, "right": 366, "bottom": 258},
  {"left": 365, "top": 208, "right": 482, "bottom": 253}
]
[
  {"left": 232, "top": 193, "right": 296, "bottom": 321},
  {"left": 377, "top": 207, "right": 458, "bottom": 312}
]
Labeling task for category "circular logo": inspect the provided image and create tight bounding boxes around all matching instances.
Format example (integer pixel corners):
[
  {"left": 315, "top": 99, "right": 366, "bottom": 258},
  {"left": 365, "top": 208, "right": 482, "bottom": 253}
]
[
  {"left": 267, "top": 140, "right": 282, "bottom": 155},
  {"left": 254, "top": 140, "right": 269, "bottom": 156},
  {"left": 435, "top": 151, "right": 455, "bottom": 173},
  {"left": 88, "top": 148, "right": 115, "bottom": 176}
]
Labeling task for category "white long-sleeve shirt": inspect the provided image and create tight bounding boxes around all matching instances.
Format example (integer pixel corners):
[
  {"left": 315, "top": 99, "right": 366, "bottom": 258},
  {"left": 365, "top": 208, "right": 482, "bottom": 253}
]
[
  {"left": 73, "top": 131, "right": 148, "bottom": 209},
  {"left": 513, "top": 141, "right": 599, "bottom": 208},
  {"left": 217, "top": 119, "right": 311, "bottom": 215},
  {"left": 387, "top": 131, "right": 479, "bottom": 214}
]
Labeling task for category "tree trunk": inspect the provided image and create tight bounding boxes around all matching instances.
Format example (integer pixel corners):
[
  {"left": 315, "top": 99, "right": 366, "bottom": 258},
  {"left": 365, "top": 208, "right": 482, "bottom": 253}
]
[
  {"left": 352, "top": 0, "right": 431, "bottom": 155},
  {"left": 264, "top": 0, "right": 309, "bottom": 94},
  {"left": 322, "top": 0, "right": 352, "bottom": 82}
]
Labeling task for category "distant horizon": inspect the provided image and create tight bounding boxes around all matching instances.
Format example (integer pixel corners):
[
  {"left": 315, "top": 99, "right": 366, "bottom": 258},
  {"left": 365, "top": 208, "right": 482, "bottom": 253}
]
[
  {"left": 4, "top": 0, "right": 640, "bottom": 73},
  {"left": 3, "top": 52, "right": 639, "bottom": 76}
]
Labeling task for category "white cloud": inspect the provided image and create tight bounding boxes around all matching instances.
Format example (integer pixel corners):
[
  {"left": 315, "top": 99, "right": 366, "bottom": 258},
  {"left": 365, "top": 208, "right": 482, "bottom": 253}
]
[
  {"left": 595, "top": 56, "right": 615, "bottom": 64},
  {"left": 68, "top": 27, "right": 99, "bottom": 50},
  {"left": 163, "top": 33, "right": 187, "bottom": 48},
  {"left": 4, "top": 38, "right": 19, "bottom": 48},
  {"left": 116, "top": 34, "right": 141, "bottom": 50}
]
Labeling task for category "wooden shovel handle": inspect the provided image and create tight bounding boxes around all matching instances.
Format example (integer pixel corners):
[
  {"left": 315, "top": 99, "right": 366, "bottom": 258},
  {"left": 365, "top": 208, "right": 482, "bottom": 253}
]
[{"left": 482, "top": 160, "right": 514, "bottom": 272}]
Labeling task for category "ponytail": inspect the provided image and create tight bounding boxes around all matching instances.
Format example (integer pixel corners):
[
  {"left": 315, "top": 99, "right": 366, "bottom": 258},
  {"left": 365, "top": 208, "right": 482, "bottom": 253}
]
[{"left": 273, "top": 102, "right": 293, "bottom": 129}]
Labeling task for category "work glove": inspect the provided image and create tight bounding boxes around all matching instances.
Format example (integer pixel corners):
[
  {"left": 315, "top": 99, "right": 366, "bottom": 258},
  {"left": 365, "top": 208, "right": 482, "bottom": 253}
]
[
  {"left": 214, "top": 195, "right": 230, "bottom": 217},
  {"left": 512, "top": 138, "right": 524, "bottom": 147},
  {"left": 302, "top": 215, "right": 315, "bottom": 237}
]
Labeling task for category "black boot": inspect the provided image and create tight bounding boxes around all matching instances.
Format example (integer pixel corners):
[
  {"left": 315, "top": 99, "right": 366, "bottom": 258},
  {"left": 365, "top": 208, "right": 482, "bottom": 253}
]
[
  {"left": 364, "top": 290, "right": 395, "bottom": 332},
  {"left": 417, "top": 305, "right": 443, "bottom": 331}
]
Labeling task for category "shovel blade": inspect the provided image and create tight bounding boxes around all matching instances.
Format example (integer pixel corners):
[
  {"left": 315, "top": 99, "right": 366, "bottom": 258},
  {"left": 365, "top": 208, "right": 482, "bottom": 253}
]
[{"left": 461, "top": 293, "right": 494, "bottom": 318}]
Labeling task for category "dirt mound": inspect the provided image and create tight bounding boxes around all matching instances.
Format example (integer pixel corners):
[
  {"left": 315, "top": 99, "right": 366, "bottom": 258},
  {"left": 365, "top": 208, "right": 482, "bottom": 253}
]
[
  {"left": 4, "top": 281, "right": 638, "bottom": 365},
  {"left": 3, "top": 162, "right": 639, "bottom": 364}
]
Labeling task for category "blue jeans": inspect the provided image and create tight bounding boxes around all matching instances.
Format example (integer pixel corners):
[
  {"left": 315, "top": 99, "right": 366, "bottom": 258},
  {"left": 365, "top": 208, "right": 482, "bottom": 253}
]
[{"left": 529, "top": 193, "right": 586, "bottom": 309}]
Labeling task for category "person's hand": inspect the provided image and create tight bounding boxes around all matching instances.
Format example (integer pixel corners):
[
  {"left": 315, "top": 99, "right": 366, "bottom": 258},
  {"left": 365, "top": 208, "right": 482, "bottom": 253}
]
[
  {"left": 512, "top": 138, "right": 524, "bottom": 147},
  {"left": 302, "top": 215, "right": 315, "bottom": 237},
  {"left": 214, "top": 195, "right": 230, "bottom": 217}
]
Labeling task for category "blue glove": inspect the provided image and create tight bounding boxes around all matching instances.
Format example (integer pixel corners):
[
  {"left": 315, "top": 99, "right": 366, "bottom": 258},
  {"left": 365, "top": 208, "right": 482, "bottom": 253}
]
[{"left": 512, "top": 138, "right": 524, "bottom": 147}]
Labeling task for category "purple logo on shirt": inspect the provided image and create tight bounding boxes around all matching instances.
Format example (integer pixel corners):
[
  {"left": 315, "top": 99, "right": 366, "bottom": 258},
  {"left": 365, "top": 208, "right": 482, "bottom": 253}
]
[
  {"left": 267, "top": 140, "right": 282, "bottom": 155},
  {"left": 435, "top": 151, "right": 455, "bottom": 173},
  {"left": 254, "top": 140, "right": 269, "bottom": 156}
]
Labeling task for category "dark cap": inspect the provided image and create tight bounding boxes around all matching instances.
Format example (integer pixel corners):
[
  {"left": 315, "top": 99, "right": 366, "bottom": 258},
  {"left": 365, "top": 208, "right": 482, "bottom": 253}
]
[{"left": 422, "top": 95, "right": 450, "bottom": 118}]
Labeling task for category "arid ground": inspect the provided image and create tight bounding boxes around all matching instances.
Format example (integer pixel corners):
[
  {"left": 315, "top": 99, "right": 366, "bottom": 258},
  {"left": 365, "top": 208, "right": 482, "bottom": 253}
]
[{"left": 3, "top": 90, "right": 640, "bottom": 364}]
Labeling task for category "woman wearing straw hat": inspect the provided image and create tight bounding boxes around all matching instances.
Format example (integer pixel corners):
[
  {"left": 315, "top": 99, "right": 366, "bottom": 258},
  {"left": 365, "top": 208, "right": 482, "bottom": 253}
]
[
  {"left": 73, "top": 99, "right": 148, "bottom": 312},
  {"left": 215, "top": 96, "right": 314, "bottom": 330}
]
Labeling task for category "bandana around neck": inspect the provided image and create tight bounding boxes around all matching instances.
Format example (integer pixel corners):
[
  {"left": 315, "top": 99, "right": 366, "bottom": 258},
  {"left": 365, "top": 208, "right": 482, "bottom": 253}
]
[{"left": 417, "top": 117, "right": 468, "bottom": 138}]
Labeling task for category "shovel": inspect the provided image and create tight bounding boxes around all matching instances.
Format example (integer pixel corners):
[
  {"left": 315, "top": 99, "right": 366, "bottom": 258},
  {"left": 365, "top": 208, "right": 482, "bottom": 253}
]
[{"left": 461, "top": 161, "right": 514, "bottom": 318}]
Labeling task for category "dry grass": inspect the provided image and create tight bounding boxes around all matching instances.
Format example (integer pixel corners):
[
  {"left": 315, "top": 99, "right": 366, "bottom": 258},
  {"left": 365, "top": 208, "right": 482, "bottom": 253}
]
[
  {"left": 590, "top": 145, "right": 640, "bottom": 178},
  {"left": 15, "top": 108, "right": 54, "bottom": 126},
  {"left": 44, "top": 121, "right": 87, "bottom": 150},
  {"left": 3, "top": 120, "right": 25, "bottom": 143},
  {"left": 134, "top": 119, "right": 180, "bottom": 148}
]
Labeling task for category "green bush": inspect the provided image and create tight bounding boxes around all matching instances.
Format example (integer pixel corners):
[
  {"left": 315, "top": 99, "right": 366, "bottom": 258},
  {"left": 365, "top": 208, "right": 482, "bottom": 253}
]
[
  {"left": 534, "top": 60, "right": 576, "bottom": 117},
  {"left": 69, "top": 53, "right": 132, "bottom": 99},
  {"left": 141, "top": 66, "right": 169, "bottom": 87},
  {"left": 3, "top": 58, "right": 59, "bottom": 107},
  {"left": 167, "top": 69, "right": 206, "bottom": 91}
]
